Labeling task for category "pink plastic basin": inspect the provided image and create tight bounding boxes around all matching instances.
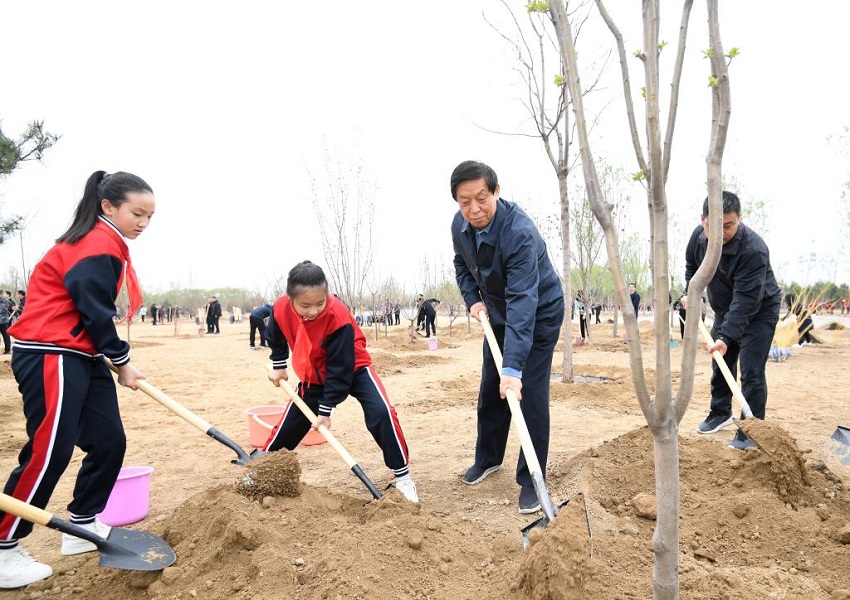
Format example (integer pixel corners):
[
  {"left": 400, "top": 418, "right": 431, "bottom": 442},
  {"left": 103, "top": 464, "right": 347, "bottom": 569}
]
[
  {"left": 97, "top": 466, "right": 154, "bottom": 526},
  {"left": 245, "top": 405, "right": 285, "bottom": 447}
]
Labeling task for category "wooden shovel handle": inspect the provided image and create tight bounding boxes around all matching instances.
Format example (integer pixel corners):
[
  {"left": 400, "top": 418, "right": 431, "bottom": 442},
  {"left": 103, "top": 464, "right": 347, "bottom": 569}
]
[
  {"left": 269, "top": 370, "right": 359, "bottom": 470},
  {"left": 696, "top": 319, "right": 754, "bottom": 419},
  {"left": 0, "top": 493, "right": 51, "bottom": 527},
  {"left": 477, "top": 311, "right": 545, "bottom": 477}
]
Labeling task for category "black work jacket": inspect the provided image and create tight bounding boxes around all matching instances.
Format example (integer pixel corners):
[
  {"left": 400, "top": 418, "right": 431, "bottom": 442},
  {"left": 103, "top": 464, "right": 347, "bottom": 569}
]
[{"left": 684, "top": 223, "right": 781, "bottom": 344}]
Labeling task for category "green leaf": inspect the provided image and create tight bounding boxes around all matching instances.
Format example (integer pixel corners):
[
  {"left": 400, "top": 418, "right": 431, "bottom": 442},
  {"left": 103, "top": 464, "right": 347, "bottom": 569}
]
[
  {"left": 726, "top": 47, "right": 740, "bottom": 58},
  {"left": 526, "top": 0, "right": 549, "bottom": 12},
  {"left": 702, "top": 48, "right": 714, "bottom": 59},
  {"left": 658, "top": 41, "right": 668, "bottom": 50},
  {"left": 708, "top": 75, "right": 718, "bottom": 87},
  {"left": 553, "top": 74, "right": 565, "bottom": 87},
  {"left": 631, "top": 171, "right": 646, "bottom": 182}
]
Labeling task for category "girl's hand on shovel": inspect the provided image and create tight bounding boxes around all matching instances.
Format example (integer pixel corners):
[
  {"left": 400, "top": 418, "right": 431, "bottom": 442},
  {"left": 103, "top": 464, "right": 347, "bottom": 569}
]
[
  {"left": 115, "top": 363, "right": 145, "bottom": 390},
  {"left": 313, "top": 415, "right": 332, "bottom": 431},
  {"left": 500, "top": 375, "right": 523, "bottom": 401},
  {"left": 268, "top": 368, "right": 289, "bottom": 386}
]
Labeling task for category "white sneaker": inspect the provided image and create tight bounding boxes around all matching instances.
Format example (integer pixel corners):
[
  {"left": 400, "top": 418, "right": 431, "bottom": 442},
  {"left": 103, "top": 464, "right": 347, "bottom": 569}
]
[
  {"left": 0, "top": 546, "right": 53, "bottom": 589},
  {"left": 61, "top": 519, "right": 112, "bottom": 556},
  {"left": 395, "top": 478, "right": 419, "bottom": 503}
]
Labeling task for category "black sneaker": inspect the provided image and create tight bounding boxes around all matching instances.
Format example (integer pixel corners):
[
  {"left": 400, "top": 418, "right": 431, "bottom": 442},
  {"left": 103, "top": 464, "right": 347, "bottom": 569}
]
[
  {"left": 518, "top": 486, "right": 541, "bottom": 514},
  {"left": 728, "top": 429, "right": 756, "bottom": 451},
  {"left": 696, "top": 413, "right": 734, "bottom": 434},
  {"left": 462, "top": 464, "right": 502, "bottom": 485}
]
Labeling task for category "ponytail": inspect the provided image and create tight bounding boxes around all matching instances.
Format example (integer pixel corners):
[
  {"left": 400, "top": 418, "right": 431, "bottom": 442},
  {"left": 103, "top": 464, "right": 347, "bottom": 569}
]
[{"left": 57, "top": 170, "right": 153, "bottom": 244}]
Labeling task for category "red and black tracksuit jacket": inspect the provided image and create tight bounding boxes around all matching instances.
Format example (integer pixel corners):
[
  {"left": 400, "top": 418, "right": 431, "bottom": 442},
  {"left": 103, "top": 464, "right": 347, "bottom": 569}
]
[
  {"left": 1, "top": 216, "right": 132, "bottom": 541},
  {"left": 263, "top": 295, "right": 410, "bottom": 475}
]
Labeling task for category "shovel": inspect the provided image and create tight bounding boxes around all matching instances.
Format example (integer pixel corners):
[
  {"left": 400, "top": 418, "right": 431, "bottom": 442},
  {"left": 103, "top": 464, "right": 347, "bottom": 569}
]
[
  {"left": 269, "top": 368, "right": 383, "bottom": 500},
  {"left": 823, "top": 426, "right": 850, "bottom": 486},
  {"left": 0, "top": 493, "right": 175, "bottom": 571},
  {"left": 106, "top": 361, "right": 253, "bottom": 465},
  {"left": 825, "top": 426, "right": 850, "bottom": 468},
  {"left": 695, "top": 319, "right": 770, "bottom": 454},
  {"left": 477, "top": 311, "right": 562, "bottom": 548}
]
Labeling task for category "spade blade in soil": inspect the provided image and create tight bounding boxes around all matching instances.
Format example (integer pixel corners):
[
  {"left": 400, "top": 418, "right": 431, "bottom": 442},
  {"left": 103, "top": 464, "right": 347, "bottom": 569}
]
[
  {"left": 827, "top": 426, "right": 850, "bottom": 466},
  {"left": 520, "top": 499, "right": 570, "bottom": 550},
  {"left": 94, "top": 527, "right": 177, "bottom": 571}
]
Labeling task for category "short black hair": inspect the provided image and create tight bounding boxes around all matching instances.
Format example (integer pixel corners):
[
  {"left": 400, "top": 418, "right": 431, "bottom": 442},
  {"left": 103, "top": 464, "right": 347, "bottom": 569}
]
[
  {"left": 702, "top": 191, "right": 741, "bottom": 217},
  {"left": 450, "top": 160, "right": 498, "bottom": 200}
]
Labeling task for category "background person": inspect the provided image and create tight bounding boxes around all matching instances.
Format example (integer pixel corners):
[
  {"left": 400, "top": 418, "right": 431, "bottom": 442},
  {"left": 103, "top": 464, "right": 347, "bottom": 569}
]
[
  {"left": 0, "top": 170, "right": 154, "bottom": 589},
  {"left": 450, "top": 160, "right": 564, "bottom": 514},
  {"left": 422, "top": 298, "right": 440, "bottom": 338},
  {"left": 628, "top": 283, "right": 640, "bottom": 317},
  {"left": 0, "top": 292, "right": 13, "bottom": 355},
  {"left": 249, "top": 303, "right": 273, "bottom": 348}
]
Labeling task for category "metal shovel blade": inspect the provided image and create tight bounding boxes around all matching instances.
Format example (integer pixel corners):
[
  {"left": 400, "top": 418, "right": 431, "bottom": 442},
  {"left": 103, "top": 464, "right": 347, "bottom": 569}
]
[
  {"left": 827, "top": 426, "right": 850, "bottom": 466},
  {"left": 520, "top": 499, "right": 570, "bottom": 550},
  {"left": 94, "top": 527, "right": 176, "bottom": 571}
]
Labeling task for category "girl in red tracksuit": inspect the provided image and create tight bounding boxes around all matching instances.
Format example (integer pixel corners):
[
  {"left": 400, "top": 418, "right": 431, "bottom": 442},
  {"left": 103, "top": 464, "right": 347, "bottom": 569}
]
[
  {"left": 0, "top": 171, "right": 155, "bottom": 590},
  {"left": 264, "top": 261, "right": 418, "bottom": 503}
]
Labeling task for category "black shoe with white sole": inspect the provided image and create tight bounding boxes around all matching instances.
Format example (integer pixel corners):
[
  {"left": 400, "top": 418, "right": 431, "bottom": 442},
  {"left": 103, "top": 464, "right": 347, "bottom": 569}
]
[
  {"left": 462, "top": 464, "right": 502, "bottom": 485},
  {"left": 518, "top": 486, "right": 542, "bottom": 514}
]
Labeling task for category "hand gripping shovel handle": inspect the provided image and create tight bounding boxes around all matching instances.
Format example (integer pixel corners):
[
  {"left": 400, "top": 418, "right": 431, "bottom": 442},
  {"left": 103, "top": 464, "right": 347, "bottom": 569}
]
[
  {"left": 478, "top": 311, "right": 558, "bottom": 523},
  {"left": 695, "top": 319, "right": 754, "bottom": 419},
  {"left": 106, "top": 360, "right": 252, "bottom": 465},
  {"left": 272, "top": 371, "right": 382, "bottom": 500}
]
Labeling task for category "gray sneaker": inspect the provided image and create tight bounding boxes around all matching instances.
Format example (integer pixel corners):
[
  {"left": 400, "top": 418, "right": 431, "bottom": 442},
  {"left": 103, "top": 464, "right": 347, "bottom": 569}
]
[
  {"left": 727, "top": 429, "right": 756, "bottom": 451},
  {"left": 697, "top": 414, "right": 734, "bottom": 434},
  {"left": 462, "top": 464, "right": 502, "bottom": 485}
]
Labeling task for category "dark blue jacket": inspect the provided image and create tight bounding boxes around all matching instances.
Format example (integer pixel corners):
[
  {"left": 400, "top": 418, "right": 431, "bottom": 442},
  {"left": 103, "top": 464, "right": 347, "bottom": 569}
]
[
  {"left": 250, "top": 304, "right": 273, "bottom": 321},
  {"left": 685, "top": 223, "right": 781, "bottom": 344},
  {"left": 452, "top": 199, "right": 564, "bottom": 372}
]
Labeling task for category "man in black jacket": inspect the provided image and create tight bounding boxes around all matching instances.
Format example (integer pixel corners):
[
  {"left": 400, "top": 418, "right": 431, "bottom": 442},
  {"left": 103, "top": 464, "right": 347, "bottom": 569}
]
[
  {"left": 684, "top": 191, "right": 782, "bottom": 450},
  {"left": 451, "top": 160, "right": 565, "bottom": 513}
]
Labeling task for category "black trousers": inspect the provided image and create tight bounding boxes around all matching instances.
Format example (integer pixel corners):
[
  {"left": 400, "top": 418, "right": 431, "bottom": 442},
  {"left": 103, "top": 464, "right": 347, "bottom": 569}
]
[
  {"left": 249, "top": 316, "right": 267, "bottom": 347},
  {"left": 709, "top": 306, "right": 779, "bottom": 420},
  {"left": 473, "top": 307, "right": 563, "bottom": 490},
  {"left": 0, "top": 322, "right": 10, "bottom": 352},
  {"left": 424, "top": 314, "right": 436, "bottom": 337},
  {"left": 0, "top": 353, "right": 125, "bottom": 541},
  {"left": 263, "top": 366, "right": 410, "bottom": 473}
]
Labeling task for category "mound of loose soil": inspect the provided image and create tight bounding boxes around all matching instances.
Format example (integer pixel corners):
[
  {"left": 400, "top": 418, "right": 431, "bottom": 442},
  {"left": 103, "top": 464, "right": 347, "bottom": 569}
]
[
  {"left": 235, "top": 449, "right": 301, "bottom": 501},
  {"left": 3, "top": 320, "right": 850, "bottom": 599},
  {"left": 9, "top": 425, "right": 849, "bottom": 600}
]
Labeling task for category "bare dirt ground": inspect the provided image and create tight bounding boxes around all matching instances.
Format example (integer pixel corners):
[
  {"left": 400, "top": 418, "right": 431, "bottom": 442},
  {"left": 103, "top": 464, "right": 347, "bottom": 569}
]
[{"left": 1, "top": 314, "right": 849, "bottom": 599}]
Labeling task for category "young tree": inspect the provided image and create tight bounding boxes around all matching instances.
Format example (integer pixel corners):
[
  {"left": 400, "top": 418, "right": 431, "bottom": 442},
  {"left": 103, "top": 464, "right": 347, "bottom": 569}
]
[
  {"left": 308, "top": 143, "right": 375, "bottom": 310},
  {"left": 571, "top": 161, "right": 631, "bottom": 339},
  {"left": 486, "top": 0, "right": 603, "bottom": 380},
  {"left": 544, "top": 1, "right": 732, "bottom": 596}
]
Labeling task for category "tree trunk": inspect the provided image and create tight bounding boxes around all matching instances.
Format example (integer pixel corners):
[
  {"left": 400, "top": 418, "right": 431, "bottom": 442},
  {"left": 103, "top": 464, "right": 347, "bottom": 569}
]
[
  {"left": 651, "top": 421, "right": 680, "bottom": 600},
  {"left": 558, "top": 171, "right": 574, "bottom": 382}
]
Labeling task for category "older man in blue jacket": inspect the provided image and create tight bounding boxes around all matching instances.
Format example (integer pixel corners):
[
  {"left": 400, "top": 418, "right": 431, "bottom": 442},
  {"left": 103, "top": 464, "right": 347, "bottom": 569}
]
[{"left": 450, "top": 160, "right": 564, "bottom": 514}]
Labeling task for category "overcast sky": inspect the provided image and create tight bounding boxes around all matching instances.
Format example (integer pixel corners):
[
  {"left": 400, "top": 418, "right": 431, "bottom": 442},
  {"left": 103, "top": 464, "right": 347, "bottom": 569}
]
[{"left": 2, "top": 1, "right": 848, "bottom": 299}]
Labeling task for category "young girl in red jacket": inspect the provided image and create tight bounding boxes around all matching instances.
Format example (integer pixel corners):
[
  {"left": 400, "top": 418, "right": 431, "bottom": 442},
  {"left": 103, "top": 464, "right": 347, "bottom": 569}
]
[
  {"left": 264, "top": 261, "right": 418, "bottom": 503},
  {"left": 0, "top": 171, "right": 155, "bottom": 589}
]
